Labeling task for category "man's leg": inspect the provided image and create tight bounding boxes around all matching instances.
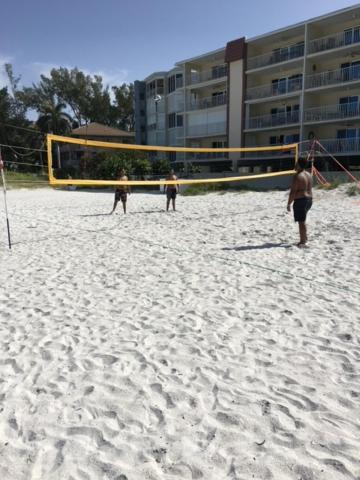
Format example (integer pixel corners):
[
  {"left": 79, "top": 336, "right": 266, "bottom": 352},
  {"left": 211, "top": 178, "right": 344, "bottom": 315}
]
[
  {"left": 111, "top": 199, "right": 118, "bottom": 214},
  {"left": 122, "top": 198, "right": 127, "bottom": 214},
  {"left": 166, "top": 197, "right": 170, "bottom": 211},
  {"left": 172, "top": 197, "right": 176, "bottom": 211},
  {"left": 299, "top": 222, "right": 307, "bottom": 245}
]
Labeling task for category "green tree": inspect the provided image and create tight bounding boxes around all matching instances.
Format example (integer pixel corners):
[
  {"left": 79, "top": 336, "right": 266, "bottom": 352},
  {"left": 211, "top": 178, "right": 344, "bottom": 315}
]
[
  {"left": 151, "top": 158, "right": 171, "bottom": 176},
  {"left": 0, "top": 65, "right": 42, "bottom": 172},
  {"left": 36, "top": 97, "right": 73, "bottom": 134},
  {"left": 86, "top": 151, "right": 149, "bottom": 180},
  {"left": 111, "top": 83, "right": 135, "bottom": 131}
]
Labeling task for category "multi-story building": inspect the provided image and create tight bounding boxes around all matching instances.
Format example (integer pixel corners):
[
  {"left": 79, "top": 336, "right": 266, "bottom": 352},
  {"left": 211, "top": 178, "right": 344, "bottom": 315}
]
[{"left": 135, "top": 4, "right": 360, "bottom": 173}]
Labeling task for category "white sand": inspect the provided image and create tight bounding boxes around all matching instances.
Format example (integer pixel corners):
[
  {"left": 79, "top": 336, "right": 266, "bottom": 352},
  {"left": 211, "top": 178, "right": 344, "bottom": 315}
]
[{"left": 0, "top": 187, "right": 359, "bottom": 480}]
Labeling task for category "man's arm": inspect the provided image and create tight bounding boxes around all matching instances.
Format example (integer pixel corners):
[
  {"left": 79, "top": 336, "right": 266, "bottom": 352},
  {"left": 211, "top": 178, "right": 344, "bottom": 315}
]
[{"left": 287, "top": 175, "right": 297, "bottom": 211}]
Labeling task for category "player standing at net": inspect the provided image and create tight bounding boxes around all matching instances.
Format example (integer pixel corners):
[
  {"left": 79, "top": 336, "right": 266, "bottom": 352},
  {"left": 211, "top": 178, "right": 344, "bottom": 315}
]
[
  {"left": 165, "top": 169, "right": 179, "bottom": 212},
  {"left": 111, "top": 169, "right": 130, "bottom": 214},
  {"left": 287, "top": 158, "right": 313, "bottom": 247}
]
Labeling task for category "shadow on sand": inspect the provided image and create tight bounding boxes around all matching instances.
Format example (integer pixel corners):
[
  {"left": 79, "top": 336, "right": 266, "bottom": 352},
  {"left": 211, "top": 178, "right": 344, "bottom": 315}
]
[
  {"left": 222, "top": 242, "right": 292, "bottom": 252},
  {"left": 79, "top": 209, "right": 162, "bottom": 217}
]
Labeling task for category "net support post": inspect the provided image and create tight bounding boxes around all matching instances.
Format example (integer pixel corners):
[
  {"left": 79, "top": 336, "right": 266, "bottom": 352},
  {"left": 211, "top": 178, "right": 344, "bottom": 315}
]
[{"left": 0, "top": 148, "right": 12, "bottom": 250}]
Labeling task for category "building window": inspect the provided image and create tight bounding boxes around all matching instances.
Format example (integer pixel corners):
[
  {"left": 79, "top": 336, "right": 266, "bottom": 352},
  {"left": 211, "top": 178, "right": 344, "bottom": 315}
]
[
  {"left": 168, "top": 113, "right": 176, "bottom": 128},
  {"left": 168, "top": 76, "right": 176, "bottom": 93},
  {"left": 147, "top": 80, "right": 156, "bottom": 98},
  {"left": 156, "top": 79, "right": 164, "bottom": 95},
  {"left": 140, "top": 109, "right": 145, "bottom": 116},
  {"left": 140, "top": 93, "right": 145, "bottom": 100},
  {"left": 212, "top": 141, "right": 227, "bottom": 148},
  {"left": 176, "top": 74, "right": 183, "bottom": 88},
  {"left": 176, "top": 115, "right": 183, "bottom": 127},
  {"left": 211, "top": 65, "right": 227, "bottom": 79},
  {"left": 344, "top": 26, "right": 360, "bottom": 45}
]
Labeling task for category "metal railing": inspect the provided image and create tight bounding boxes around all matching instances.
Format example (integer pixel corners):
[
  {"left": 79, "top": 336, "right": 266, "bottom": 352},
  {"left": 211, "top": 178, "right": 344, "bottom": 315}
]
[
  {"left": 167, "top": 127, "right": 184, "bottom": 145},
  {"left": 246, "top": 110, "right": 300, "bottom": 130},
  {"left": 187, "top": 65, "right": 228, "bottom": 85},
  {"left": 246, "top": 77, "right": 303, "bottom": 100},
  {"left": 306, "top": 65, "right": 360, "bottom": 89},
  {"left": 308, "top": 29, "right": 360, "bottom": 54},
  {"left": 187, "top": 121, "right": 227, "bottom": 137},
  {"left": 247, "top": 43, "right": 304, "bottom": 71},
  {"left": 186, "top": 152, "right": 229, "bottom": 161},
  {"left": 303, "top": 138, "right": 360, "bottom": 154},
  {"left": 304, "top": 102, "right": 360, "bottom": 122},
  {"left": 187, "top": 93, "right": 227, "bottom": 110}
]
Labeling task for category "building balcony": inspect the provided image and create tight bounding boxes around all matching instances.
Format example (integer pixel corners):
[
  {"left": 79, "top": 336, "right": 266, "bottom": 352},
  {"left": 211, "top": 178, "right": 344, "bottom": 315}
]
[
  {"left": 186, "top": 152, "right": 229, "bottom": 162},
  {"left": 308, "top": 28, "right": 360, "bottom": 55},
  {"left": 246, "top": 77, "right": 303, "bottom": 101},
  {"left": 187, "top": 121, "right": 227, "bottom": 137},
  {"left": 247, "top": 43, "right": 304, "bottom": 71},
  {"left": 303, "top": 138, "right": 360, "bottom": 155},
  {"left": 187, "top": 93, "right": 227, "bottom": 111},
  {"left": 304, "top": 102, "right": 360, "bottom": 123},
  {"left": 246, "top": 110, "right": 300, "bottom": 130},
  {"left": 187, "top": 65, "right": 228, "bottom": 86},
  {"left": 167, "top": 127, "right": 184, "bottom": 145},
  {"left": 306, "top": 65, "right": 360, "bottom": 90}
]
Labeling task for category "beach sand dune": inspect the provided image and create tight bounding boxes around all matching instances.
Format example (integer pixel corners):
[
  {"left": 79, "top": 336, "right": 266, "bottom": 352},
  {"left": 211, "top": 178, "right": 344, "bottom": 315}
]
[{"left": 0, "top": 188, "right": 359, "bottom": 479}]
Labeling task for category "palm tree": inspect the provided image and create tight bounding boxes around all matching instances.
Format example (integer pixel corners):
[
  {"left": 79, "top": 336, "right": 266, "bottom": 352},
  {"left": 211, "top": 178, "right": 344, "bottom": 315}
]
[{"left": 36, "top": 97, "right": 73, "bottom": 134}]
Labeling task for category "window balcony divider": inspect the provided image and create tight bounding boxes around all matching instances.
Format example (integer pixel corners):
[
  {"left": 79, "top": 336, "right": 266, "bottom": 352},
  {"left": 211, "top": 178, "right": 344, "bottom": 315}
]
[
  {"left": 247, "top": 110, "right": 300, "bottom": 129},
  {"left": 308, "top": 28, "right": 360, "bottom": 55},
  {"left": 304, "top": 102, "right": 360, "bottom": 122},
  {"left": 247, "top": 43, "right": 304, "bottom": 70},
  {"left": 246, "top": 78, "right": 303, "bottom": 100}
]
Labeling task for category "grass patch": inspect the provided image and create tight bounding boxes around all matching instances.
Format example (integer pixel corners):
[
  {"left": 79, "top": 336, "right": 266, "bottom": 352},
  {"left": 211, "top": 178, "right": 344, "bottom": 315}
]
[
  {"left": 181, "top": 183, "right": 250, "bottom": 196},
  {"left": 346, "top": 184, "right": 360, "bottom": 196},
  {"left": 316, "top": 180, "right": 342, "bottom": 190},
  {"left": 3, "top": 172, "right": 49, "bottom": 189}
]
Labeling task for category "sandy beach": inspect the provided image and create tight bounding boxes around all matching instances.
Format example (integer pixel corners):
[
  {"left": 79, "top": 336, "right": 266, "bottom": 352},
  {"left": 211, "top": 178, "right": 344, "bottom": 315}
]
[{"left": 0, "top": 187, "right": 359, "bottom": 480}]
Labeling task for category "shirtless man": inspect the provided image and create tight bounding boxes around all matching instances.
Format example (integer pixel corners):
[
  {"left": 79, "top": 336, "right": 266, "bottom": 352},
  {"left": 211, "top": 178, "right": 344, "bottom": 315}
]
[
  {"left": 165, "top": 169, "right": 179, "bottom": 211},
  {"left": 111, "top": 169, "right": 130, "bottom": 214},
  {"left": 287, "top": 157, "right": 313, "bottom": 247}
]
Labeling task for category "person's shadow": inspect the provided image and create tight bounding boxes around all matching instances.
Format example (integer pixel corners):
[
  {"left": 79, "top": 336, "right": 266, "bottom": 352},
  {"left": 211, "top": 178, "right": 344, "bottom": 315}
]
[{"left": 222, "top": 242, "right": 292, "bottom": 252}]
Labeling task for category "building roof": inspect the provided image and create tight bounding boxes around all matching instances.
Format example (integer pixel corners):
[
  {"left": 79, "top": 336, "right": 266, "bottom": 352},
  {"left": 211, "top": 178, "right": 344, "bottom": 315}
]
[{"left": 72, "top": 122, "right": 134, "bottom": 137}]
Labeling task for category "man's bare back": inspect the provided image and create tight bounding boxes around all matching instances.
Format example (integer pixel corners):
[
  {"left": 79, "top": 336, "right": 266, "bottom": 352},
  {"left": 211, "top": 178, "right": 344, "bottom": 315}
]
[{"left": 292, "top": 170, "right": 312, "bottom": 200}]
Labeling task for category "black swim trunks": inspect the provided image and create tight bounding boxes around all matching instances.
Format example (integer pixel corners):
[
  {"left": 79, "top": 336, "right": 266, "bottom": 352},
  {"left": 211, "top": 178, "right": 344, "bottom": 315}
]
[
  {"left": 115, "top": 189, "right": 127, "bottom": 202},
  {"left": 166, "top": 189, "right": 177, "bottom": 200},
  {"left": 293, "top": 197, "right": 312, "bottom": 222}
]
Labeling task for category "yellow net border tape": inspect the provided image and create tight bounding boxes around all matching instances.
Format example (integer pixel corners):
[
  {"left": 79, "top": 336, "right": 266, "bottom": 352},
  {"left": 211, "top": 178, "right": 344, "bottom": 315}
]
[{"left": 47, "top": 134, "right": 298, "bottom": 186}]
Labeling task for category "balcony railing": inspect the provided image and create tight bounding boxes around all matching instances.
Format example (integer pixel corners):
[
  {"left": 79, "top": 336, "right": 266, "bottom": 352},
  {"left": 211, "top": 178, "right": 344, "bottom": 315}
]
[
  {"left": 187, "top": 93, "right": 227, "bottom": 110},
  {"left": 304, "top": 102, "right": 360, "bottom": 123},
  {"left": 306, "top": 65, "right": 360, "bottom": 89},
  {"left": 187, "top": 65, "right": 228, "bottom": 85},
  {"left": 167, "top": 127, "right": 184, "bottom": 145},
  {"left": 308, "top": 28, "right": 360, "bottom": 55},
  {"left": 302, "top": 138, "right": 360, "bottom": 154},
  {"left": 246, "top": 110, "right": 300, "bottom": 130},
  {"left": 246, "top": 77, "right": 303, "bottom": 100},
  {"left": 186, "top": 152, "right": 229, "bottom": 162},
  {"left": 187, "top": 121, "right": 226, "bottom": 137},
  {"left": 247, "top": 43, "right": 304, "bottom": 71}
]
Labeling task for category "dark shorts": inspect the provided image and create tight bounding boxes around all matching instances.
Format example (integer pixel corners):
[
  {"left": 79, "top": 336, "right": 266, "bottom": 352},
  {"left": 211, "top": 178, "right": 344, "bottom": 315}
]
[
  {"left": 115, "top": 189, "right": 127, "bottom": 202},
  {"left": 293, "top": 197, "right": 312, "bottom": 223},
  {"left": 167, "top": 189, "right": 177, "bottom": 200}
]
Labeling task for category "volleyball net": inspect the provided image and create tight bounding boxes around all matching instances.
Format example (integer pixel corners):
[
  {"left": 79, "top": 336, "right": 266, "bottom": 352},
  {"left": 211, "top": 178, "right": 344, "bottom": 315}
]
[{"left": 47, "top": 134, "right": 298, "bottom": 187}]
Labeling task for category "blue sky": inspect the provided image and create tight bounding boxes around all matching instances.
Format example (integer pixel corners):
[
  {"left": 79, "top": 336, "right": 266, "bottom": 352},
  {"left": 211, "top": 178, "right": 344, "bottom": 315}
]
[{"left": 0, "top": 0, "right": 358, "bottom": 90}]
